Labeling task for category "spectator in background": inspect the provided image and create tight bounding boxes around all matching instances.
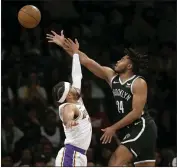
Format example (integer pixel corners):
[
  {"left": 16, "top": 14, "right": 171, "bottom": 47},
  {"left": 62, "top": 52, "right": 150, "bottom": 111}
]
[
  {"left": 14, "top": 148, "right": 32, "bottom": 166},
  {"left": 14, "top": 107, "right": 41, "bottom": 159},
  {"left": 1, "top": 155, "right": 13, "bottom": 167},
  {"left": 160, "top": 148, "right": 176, "bottom": 166},
  {"left": 33, "top": 154, "right": 46, "bottom": 167},
  {"left": 172, "top": 157, "right": 177, "bottom": 167},
  {"left": 155, "top": 151, "right": 162, "bottom": 166},
  {"left": 2, "top": 75, "right": 14, "bottom": 108},
  {"left": 2, "top": 115, "right": 24, "bottom": 155},
  {"left": 156, "top": 6, "right": 175, "bottom": 43},
  {"left": 18, "top": 72, "right": 47, "bottom": 105},
  {"left": 40, "top": 108, "right": 62, "bottom": 149},
  {"left": 124, "top": 4, "right": 155, "bottom": 44},
  {"left": 43, "top": 143, "right": 55, "bottom": 166}
]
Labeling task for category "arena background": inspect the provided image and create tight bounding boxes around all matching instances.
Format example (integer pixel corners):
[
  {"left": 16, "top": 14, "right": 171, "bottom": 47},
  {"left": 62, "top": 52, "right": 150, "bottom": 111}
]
[{"left": 1, "top": 0, "right": 176, "bottom": 167}]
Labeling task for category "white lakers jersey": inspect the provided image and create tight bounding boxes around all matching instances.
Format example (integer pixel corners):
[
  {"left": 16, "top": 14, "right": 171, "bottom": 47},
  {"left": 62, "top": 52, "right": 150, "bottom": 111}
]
[{"left": 58, "top": 98, "right": 92, "bottom": 150}]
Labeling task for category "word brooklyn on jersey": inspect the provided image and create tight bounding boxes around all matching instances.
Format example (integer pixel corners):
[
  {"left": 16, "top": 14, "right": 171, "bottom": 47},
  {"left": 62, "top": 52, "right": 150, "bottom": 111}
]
[{"left": 112, "top": 88, "right": 131, "bottom": 101}]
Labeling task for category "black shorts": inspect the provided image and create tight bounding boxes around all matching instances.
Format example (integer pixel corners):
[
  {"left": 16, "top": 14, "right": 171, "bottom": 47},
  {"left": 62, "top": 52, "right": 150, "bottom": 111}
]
[{"left": 118, "top": 117, "right": 157, "bottom": 164}]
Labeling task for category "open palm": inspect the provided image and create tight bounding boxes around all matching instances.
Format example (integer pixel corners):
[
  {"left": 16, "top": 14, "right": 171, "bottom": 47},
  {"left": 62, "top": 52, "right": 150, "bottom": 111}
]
[{"left": 46, "top": 30, "right": 65, "bottom": 47}]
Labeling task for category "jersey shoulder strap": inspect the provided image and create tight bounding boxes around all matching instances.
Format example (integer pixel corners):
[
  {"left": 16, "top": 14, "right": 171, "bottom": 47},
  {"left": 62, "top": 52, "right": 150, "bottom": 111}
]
[{"left": 130, "top": 75, "right": 146, "bottom": 94}]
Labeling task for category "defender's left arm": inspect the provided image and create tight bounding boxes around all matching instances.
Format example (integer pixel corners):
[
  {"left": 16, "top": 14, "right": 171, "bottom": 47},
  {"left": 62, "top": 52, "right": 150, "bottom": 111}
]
[
  {"left": 71, "top": 53, "right": 82, "bottom": 93},
  {"left": 112, "top": 78, "right": 147, "bottom": 130}
]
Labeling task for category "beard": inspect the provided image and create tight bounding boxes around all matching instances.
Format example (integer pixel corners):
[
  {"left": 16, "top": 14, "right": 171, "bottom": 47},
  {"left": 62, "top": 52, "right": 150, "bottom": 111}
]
[{"left": 114, "top": 66, "right": 127, "bottom": 74}]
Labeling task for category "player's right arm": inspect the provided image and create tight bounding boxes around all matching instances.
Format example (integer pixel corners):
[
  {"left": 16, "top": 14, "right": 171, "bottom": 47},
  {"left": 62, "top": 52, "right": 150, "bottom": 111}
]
[
  {"left": 79, "top": 50, "right": 115, "bottom": 82},
  {"left": 46, "top": 31, "right": 116, "bottom": 83},
  {"left": 64, "top": 38, "right": 116, "bottom": 83},
  {"left": 62, "top": 104, "right": 79, "bottom": 128}
]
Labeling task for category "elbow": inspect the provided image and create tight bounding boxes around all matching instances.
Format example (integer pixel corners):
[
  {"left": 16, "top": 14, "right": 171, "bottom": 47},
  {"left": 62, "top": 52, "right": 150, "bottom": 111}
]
[{"left": 132, "top": 110, "right": 142, "bottom": 120}]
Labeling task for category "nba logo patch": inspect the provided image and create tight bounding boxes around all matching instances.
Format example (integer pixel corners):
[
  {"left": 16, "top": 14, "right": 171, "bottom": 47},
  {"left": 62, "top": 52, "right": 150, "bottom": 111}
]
[{"left": 126, "top": 83, "right": 131, "bottom": 88}]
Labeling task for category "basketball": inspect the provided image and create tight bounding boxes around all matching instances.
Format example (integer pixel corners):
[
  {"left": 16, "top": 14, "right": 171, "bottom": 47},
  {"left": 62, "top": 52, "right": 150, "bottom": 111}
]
[{"left": 18, "top": 5, "right": 41, "bottom": 28}]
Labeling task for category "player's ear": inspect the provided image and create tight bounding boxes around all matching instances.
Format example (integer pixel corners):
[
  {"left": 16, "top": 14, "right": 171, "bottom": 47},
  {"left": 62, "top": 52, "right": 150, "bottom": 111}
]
[{"left": 127, "top": 63, "right": 133, "bottom": 70}]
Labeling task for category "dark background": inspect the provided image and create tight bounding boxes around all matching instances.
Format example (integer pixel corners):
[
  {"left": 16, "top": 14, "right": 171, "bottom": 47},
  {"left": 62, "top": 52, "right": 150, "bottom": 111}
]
[{"left": 1, "top": 0, "right": 176, "bottom": 167}]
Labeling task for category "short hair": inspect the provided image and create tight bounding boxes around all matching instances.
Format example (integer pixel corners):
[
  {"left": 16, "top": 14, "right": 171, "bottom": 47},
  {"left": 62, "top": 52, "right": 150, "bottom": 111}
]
[
  {"left": 124, "top": 48, "right": 148, "bottom": 75},
  {"left": 52, "top": 82, "right": 65, "bottom": 102}
]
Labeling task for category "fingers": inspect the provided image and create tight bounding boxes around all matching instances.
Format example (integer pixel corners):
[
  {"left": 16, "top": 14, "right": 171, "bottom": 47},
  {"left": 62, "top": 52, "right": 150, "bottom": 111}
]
[
  {"left": 75, "top": 38, "right": 79, "bottom": 45},
  {"left": 51, "top": 30, "right": 57, "bottom": 36},
  {"left": 100, "top": 134, "right": 104, "bottom": 141},
  {"left": 46, "top": 34, "right": 53, "bottom": 38},
  {"left": 46, "top": 34, "right": 54, "bottom": 43},
  {"left": 61, "top": 30, "right": 64, "bottom": 36},
  {"left": 67, "top": 38, "right": 74, "bottom": 45},
  {"left": 63, "top": 39, "right": 71, "bottom": 48},
  {"left": 46, "top": 35, "right": 54, "bottom": 42},
  {"left": 46, "top": 36, "right": 53, "bottom": 40},
  {"left": 108, "top": 136, "right": 112, "bottom": 143},
  {"left": 101, "top": 134, "right": 112, "bottom": 144},
  {"left": 101, "top": 134, "right": 108, "bottom": 144},
  {"left": 75, "top": 38, "right": 78, "bottom": 43},
  {"left": 48, "top": 40, "right": 54, "bottom": 43},
  {"left": 63, "top": 46, "right": 70, "bottom": 51}
]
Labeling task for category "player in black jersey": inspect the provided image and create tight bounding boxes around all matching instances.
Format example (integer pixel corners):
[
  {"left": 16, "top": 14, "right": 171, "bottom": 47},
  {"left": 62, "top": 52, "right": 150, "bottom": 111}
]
[{"left": 46, "top": 31, "right": 157, "bottom": 167}]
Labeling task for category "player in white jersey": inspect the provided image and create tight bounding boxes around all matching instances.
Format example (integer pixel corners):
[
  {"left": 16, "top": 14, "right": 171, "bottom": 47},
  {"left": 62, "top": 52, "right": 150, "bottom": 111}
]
[{"left": 52, "top": 51, "right": 92, "bottom": 167}]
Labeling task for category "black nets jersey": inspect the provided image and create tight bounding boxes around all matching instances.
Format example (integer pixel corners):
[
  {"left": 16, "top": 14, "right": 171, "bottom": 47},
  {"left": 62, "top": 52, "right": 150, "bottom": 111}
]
[{"left": 111, "top": 74, "right": 150, "bottom": 124}]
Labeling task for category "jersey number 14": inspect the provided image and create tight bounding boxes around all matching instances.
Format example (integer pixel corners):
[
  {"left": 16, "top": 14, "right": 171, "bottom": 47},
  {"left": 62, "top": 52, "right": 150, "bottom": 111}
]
[{"left": 116, "top": 101, "right": 124, "bottom": 113}]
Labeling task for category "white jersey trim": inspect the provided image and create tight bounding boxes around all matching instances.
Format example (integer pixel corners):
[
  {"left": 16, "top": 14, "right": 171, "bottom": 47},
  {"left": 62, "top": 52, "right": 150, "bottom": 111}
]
[
  {"left": 109, "top": 74, "right": 118, "bottom": 88},
  {"left": 121, "top": 117, "right": 145, "bottom": 144},
  {"left": 134, "top": 160, "right": 156, "bottom": 164},
  {"left": 130, "top": 76, "right": 140, "bottom": 94},
  {"left": 130, "top": 148, "right": 138, "bottom": 157},
  {"left": 119, "top": 75, "right": 136, "bottom": 85}
]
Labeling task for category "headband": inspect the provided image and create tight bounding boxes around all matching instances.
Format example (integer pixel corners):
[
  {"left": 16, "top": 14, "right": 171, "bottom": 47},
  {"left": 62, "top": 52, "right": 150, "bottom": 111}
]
[{"left": 58, "top": 82, "right": 71, "bottom": 103}]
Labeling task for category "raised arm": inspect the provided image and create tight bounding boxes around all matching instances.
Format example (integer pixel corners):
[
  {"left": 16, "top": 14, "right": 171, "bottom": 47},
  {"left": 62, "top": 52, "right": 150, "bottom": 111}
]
[
  {"left": 71, "top": 53, "right": 82, "bottom": 93},
  {"left": 46, "top": 31, "right": 116, "bottom": 83},
  {"left": 64, "top": 39, "right": 116, "bottom": 83}
]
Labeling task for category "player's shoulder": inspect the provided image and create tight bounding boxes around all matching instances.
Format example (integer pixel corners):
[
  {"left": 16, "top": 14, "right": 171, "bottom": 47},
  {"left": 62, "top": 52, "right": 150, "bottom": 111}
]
[
  {"left": 59, "top": 103, "right": 75, "bottom": 111},
  {"left": 59, "top": 103, "right": 76, "bottom": 121},
  {"left": 134, "top": 77, "right": 147, "bottom": 85},
  {"left": 132, "top": 77, "right": 147, "bottom": 93}
]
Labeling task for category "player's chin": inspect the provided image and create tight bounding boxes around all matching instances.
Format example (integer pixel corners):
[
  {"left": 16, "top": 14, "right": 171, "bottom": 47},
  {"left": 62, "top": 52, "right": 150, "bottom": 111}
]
[{"left": 114, "top": 67, "right": 119, "bottom": 73}]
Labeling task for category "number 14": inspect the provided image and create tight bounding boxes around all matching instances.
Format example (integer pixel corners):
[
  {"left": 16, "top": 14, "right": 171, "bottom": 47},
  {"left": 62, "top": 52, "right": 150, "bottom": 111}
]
[{"left": 116, "top": 101, "right": 124, "bottom": 113}]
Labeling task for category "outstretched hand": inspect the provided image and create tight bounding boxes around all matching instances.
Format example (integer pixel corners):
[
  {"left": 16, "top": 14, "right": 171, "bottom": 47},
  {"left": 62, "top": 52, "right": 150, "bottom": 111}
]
[
  {"left": 100, "top": 126, "right": 116, "bottom": 144},
  {"left": 63, "top": 38, "right": 80, "bottom": 54},
  {"left": 46, "top": 30, "right": 65, "bottom": 47}
]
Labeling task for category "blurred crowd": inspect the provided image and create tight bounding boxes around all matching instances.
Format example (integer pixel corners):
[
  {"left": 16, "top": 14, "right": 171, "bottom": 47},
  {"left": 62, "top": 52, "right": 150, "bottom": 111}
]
[{"left": 1, "top": 0, "right": 176, "bottom": 167}]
